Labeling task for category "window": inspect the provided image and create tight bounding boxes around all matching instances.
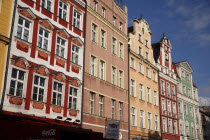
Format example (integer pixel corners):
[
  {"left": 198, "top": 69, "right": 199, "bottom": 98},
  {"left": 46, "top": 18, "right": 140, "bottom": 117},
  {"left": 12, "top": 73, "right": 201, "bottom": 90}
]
[
  {"left": 130, "top": 57, "right": 134, "bottom": 68},
  {"left": 102, "top": 7, "right": 106, "bottom": 18},
  {"left": 139, "top": 84, "right": 144, "bottom": 100},
  {"left": 41, "top": 0, "right": 52, "bottom": 11},
  {"left": 112, "top": 66, "right": 116, "bottom": 85},
  {"left": 172, "top": 102, "right": 176, "bottom": 114},
  {"left": 92, "top": 23, "right": 97, "bottom": 42},
  {"left": 161, "top": 80, "right": 165, "bottom": 92},
  {"left": 166, "top": 83, "right": 170, "bottom": 95},
  {"left": 188, "top": 88, "right": 191, "bottom": 97},
  {"left": 178, "top": 102, "right": 181, "bottom": 113},
  {"left": 155, "top": 115, "right": 158, "bottom": 131},
  {"left": 172, "top": 86, "right": 175, "bottom": 96},
  {"left": 168, "top": 119, "right": 172, "bottom": 133},
  {"left": 191, "top": 126, "right": 194, "bottom": 138},
  {"left": 52, "top": 81, "right": 63, "bottom": 106},
  {"left": 38, "top": 28, "right": 50, "bottom": 50},
  {"left": 154, "top": 91, "right": 157, "bottom": 106},
  {"left": 142, "top": 27, "right": 145, "bottom": 34},
  {"left": 168, "top": 100, "right": 171, "bottom": 112},
  {"left": 165, "top": 54, "right": 168, "bottom": 61},
  {"left": 139, "top": 63, "right": 143, "bottom": 73},
  {"left": 32, "top": 75, "right": 45, "bottom": 102},
  {"left": 113, "top": 16, "right": 116, "bottom": 26},
  {"left": 119, "top": 102, "right": 123, "bottom": 120},
  {"left": 100, "top": 29, "right": 106, "bottom": 48},
  {"left": 145, "top": 39, "right": 148, "bottom": 47},
  {"left": 153, "top": 72, "right": 156, "bottom": 81},
  {"left": 59, "top": 1, "right": 68, "bottom": 20},
  {"left": 190, "top": 107, "right": 193, "bottom": 117},
  {"left": 112, "top": 37, "right": 116, "bottom": 54},
  {"left": 180, "top": 123, "right": 183, "bottom": 135},
  {"left": 182, "top": 71, "right": 185, "bottom": 78},
  {"left": 130, "top": 79, "right": 135, "bottom": 97},
  {"left": 93, "top": 1, "right": 97, "bottom": 11},
  {"left": 119, "top": 22, "right": 123, "bottom": 31},
  {"left": 139, "top": 46, "right": 142, "bottom": 55},
  {"left": 146, "top": 67, "right": 150, "bottom": 77},
  {"left": 119, "top": 42, "right": 123, "bottom": 58},
  {"left": 147, "top": 87, "right": 150, "bottom": 103},
  {"left": 186, "top": 125, "right": 189, "bottom": 136},
  {"left": 148, "top": 112, "right": 152, "bottom": 130},
  {"left": 131, "top": 107, "right": 136, "bottom": 126},
  {"left": 69, "top": 87, "right": 77, "bottom": 110},
  {"left": 182, "top": 86, "right": 186, "bottom": 94},
  {"left": 140, "top": 110, "right": 144, "bottom": 128},
  {"left": 90, "top": 55, "right": 96, "bottom": 76},
  {"left": 118, "top": 70, "right": 123, "bottom": 88},
  {"left": 99, "top": 60, "right": 105, "bottom": 80},
  {"left": 56, "top": 37, "right": 66, "bottom": 58},
  {"left": 184, "top": 104, "right": 187, "bottom": 115},
  {"left": 111, "top": 99, "right": 115, "bottom": 119},
  {"left": 174, "top": 121, "right": 178, "bottom": 135},
  {"left": 162, "top": 98, "right": 165, "bottom": 110},
  {"left": 72, "top": 45, "right": 79, "bottom": 64},
  {"left": 89, "top": 92, "right": 94, "bottom": 114},
  {"left": 138, "top": 34, "right": 141, "bottom": 42},
  {"left": 17, "top": 16, "right": 31, "bottom": 42},
  {"left": 99, "top": 95, "right": 104, "bottom": 117},
  {"left": 163, "top": 118, "right": 167, "bottom": 132},
  {"left": 187, "top": 74, "right": 190, "bottom": 81},
  {"left": 73, "top": 10, "right": 81, "bottom": 29},
  {"left": 9, "top": 68, "right": 25, "bottom": 97},
  {"left": 146, "top": 52, "right": 149, "bottom": 60}
]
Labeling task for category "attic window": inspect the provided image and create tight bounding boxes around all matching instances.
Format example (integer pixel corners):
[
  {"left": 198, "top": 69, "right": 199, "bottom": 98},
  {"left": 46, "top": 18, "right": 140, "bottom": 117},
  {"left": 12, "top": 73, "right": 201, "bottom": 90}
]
[
  {"left": 142, "top": 27, "right": 145, "bottom": 34},
  {"left": 165, "top": 54, "right": 169, "bottom": 61}
]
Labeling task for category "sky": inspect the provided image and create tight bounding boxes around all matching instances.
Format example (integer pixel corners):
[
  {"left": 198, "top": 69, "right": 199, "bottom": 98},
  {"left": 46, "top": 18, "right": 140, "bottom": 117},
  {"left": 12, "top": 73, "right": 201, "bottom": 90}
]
[{"left": 120, "top": 0, "right": 210, "bottom": 98}]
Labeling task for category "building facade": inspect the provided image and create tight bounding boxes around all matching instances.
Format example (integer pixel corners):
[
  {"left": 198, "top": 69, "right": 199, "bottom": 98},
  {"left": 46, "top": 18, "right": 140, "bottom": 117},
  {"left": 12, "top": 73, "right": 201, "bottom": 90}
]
[
  {"left": 82, "top": 0, "right": 129, "bottom": 139},
  {"left": 1, "top": 0, "right": 88, "bottom": 137},
  {"left": 0, "top": 0, "right": 13, "bottom": 104},
  {"left": 174, "top": 61, "right": 200, "bottom": 140},
  {"left": 128, "top": 18, "right": 160, "bottom": 140},
  {"left": 153, "top": 34, "right": 180, "bottom": 140},
  {"left": 199, "top": 106, "right": 210, "bottom": 140}
]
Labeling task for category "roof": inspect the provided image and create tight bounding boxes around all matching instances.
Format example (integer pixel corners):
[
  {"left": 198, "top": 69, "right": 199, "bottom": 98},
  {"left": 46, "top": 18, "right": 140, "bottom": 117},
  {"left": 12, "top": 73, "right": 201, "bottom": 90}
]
[
  {"left": 128, "top": 26, "right": 133, "bottom": 33},
  {"left": 152, "top": 43, "right": 161, "bottom": 63},
  {"left": 193, "top": 81, "right": 197, "bottom": 88}
]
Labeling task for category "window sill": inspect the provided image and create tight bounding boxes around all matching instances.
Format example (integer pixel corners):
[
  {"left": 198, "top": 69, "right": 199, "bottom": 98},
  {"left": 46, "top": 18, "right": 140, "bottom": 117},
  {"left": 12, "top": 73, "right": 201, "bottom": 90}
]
[
  {"left": 7, "top": 94, "right": 24, "bottom": 99},
  {"left": 15, "top": 36, "right": 32, "bottom": 46},
  {"left": 71, "top": 61, "right": 82, "bottom": 67},
  {"left": 57, "top": 16, "right": 69, "bottom": 23},
  {"left": 72, "top": 25, "right": 82, "bottom": 32},
  {"left": 55, "top": 54, "right": 67, "bottom": 61},
  {"left": 130, "top": 67, "right": 136, "bottom": 71},
  {"left": 138, "top": 72, "right": 144, "bottom": 75},
  {"left": 139, "top": 98, "right": 145, "bottom": 102},
  {"left": 37, "top": 46, "right": 51, "bottom": 54},
  {"left": 40, "top": 6, "right": 54, "bottom": 14}
]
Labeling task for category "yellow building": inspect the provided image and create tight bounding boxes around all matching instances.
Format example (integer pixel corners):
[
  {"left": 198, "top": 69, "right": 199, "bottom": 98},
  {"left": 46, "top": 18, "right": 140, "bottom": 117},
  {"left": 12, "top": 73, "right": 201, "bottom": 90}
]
[
  {"left": 0, "top": 0, "right": 13, "bottom": 101},
  {"left": 128, "top": 18, "right": 161, "bottom": 140}
]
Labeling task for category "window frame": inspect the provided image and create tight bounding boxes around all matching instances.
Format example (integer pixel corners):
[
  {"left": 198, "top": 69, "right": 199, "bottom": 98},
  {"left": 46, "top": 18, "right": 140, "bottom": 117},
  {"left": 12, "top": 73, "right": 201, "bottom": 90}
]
[
  {"left": 91, "top": 23, "right": 98, "bottom": 43},
  {"left": 58, "top": 1, "right": 68, "bottom": 21},
  {"left": 131, "top": 107, "right": 136, "bottom": 126},
  {"left": 100, "top": 28, "right": 106, "bottom": 48},
  {"left": 73, "top": 10, "right": 82, "bottom": 29},
  {"left": 37, "top": 26, "right": 51, "bottom": 51},
  {"left": 111, "top": 99, "right": 116, "bottom": 119},
  {"left": 56, "top": 36, "right": 67, "bottom": 58},
  {"left": 71, "top": 44, "right": 80, "bottom": 65},
  {"left": 130, "top": 79, "right": 135, "bottom": 97},
  {"left": 118, "top": 70, "right": 123, "bottom": 88},
  {"left": 119, "top": 42, "right": 124, "bottom": 59},
  {"left": 90, "top": 55, "right": 97, "bottom": 76},
  {"left": 17, "top": 16, "right": 31, "bottom": 42},
  {"left": 99, "top": 95, "right": 104, "bottom": 117},
  {"left": 69, "top": 86, "right": 78, "bottom": 110},
  {"left": 41, "top": 0, "right": 52, "bottom": 11},
  {"left": 52, "top": 80, "right": 64, "bottom": 106},
  {"left": 99, "top": 59, "right": 105, "bottom": 80},
  {"left": 89, "top": 92, "right": 95, "bottom": 114}
]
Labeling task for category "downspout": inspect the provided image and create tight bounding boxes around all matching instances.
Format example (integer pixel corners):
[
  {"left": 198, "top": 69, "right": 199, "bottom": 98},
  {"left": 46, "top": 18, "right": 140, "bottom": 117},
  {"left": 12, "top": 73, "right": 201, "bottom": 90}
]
[
  {"left": 0, "top": 0, "right": 18, "bottom": 112},
  {"left": 80, "top": 0, "right": 87, "bottom": 128},
  {"left": 128, "top": 43, "right": 130, "bottom": 140}
]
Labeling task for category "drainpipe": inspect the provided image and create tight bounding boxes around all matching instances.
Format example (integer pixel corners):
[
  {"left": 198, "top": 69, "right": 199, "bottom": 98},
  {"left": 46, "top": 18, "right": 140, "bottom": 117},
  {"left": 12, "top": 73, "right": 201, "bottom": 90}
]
[
  {"left": 80, "top": 0, "right": 87, "bottom": 128},
  {"left": 0, "top": 0, "right": 18, "bottom": 112},
  {"left": 128, "top": 43, "right": 130, "bottom": 140}
]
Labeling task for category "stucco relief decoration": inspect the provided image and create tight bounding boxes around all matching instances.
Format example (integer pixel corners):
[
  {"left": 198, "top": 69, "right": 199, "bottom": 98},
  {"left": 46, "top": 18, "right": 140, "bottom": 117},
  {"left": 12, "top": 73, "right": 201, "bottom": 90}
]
[
  {"left": 72, "top": 38, "right": 82, "bottom": 47},
  {"left": 39, "top": 20, "right": 54, "bottom": 30},
  {"left": 9, "top": 96, "right": 23, "bottom": 105},
  {"left": 18, "top": 8, "right": 36, "bottom": 20},
  {"left": 69, "top": 78, "right": 81, "bottom": 87},
  {"left": 17, "top": 40, "right": 30, "bottom": 52},
  {"left": 54, "top": 72, "right": 67, "bottom": 82},
  {"left": 12, "top": 57, "right": 30, "bottom": 70},
  {"left": 34, "top": 65, "right": 49, "bottom": 76},
  {"left": 38, "top": 50, "right": 48, "bottom": 61},
  {"left": 57, "top": 29, "right": 69, "bottom": 39},
  {"left": 52, "top": 105, "right": 62, "bottom": 113},
  {"left": 32, "top": 101, "right": 44, "bottom": 110},
  {"left": 71, "top": 64, "right": 79, "bottom": 73},
  {"left": 69, "top": 109, "right": 78, "bottom": 116},
  {"left": 56, "top": 58, "right": 65, "bottom": 67}
]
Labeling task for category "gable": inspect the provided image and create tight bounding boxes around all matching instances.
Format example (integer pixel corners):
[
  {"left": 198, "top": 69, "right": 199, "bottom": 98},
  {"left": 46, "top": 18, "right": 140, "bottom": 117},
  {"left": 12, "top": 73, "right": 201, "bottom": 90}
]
[{"left": 180, "top": 61, "right": 193, "bottom": 72}]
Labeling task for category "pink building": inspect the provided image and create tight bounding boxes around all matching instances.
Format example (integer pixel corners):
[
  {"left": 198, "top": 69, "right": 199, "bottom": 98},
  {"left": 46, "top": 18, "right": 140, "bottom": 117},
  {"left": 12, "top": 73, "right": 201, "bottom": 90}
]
[{"left": 82, "top": 0, "right": 129, "bottom": 139}]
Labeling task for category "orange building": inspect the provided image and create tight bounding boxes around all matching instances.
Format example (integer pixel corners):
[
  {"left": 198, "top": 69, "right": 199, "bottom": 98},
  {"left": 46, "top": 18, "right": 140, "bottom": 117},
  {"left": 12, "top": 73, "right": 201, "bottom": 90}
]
[{"left": 128, "top": 18, "right": 161, "bottom": 140}]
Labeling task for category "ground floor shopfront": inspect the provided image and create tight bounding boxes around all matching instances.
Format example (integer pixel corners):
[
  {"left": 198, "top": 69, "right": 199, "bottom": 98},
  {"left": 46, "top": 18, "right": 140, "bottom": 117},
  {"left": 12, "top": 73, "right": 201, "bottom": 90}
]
[{"left": 0, "top": 111, "right": 103, "bottom": 140}]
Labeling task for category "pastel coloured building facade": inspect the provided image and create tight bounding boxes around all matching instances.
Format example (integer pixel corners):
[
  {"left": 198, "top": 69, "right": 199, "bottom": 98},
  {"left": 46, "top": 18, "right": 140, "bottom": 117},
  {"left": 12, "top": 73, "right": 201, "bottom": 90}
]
[
  {"left": 128, "top": 18, "right": 160, "bottom": 140},
  {"left": 174, "top": 61, "right": 200, "bottom": 140},
  {"left": 82, "top": 0, "right": 129, "bottom": 139},
  {"left": 153, "top": 34, "right": 180, "bottom": 140}
]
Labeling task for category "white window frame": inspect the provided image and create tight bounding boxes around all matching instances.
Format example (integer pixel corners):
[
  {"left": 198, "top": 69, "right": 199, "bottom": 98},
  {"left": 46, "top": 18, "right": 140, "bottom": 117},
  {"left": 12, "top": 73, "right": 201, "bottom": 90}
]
[
  {"left": 58, "top": 1, "right": 68, "bottom": 21},
  {"left": 139, "top": 84, "right": 144, "bottom": 100},
  {"left": 93, "top": 0, "right": 97, "bottom": 11},
  {"left": 131, "top": 107, "right": 136, "bottom": 126},
  {"left": 111, "top": 99, "right": 116, "bottom": 119},
  {"left": 147, "top": 87, "right": 150, "bottom": 103},
  {"left": 168, "top": 100, "right": 171, "bottom": 112},
  {"left": 38, "top": 27, "right": 50, "bottom": 50},
  {"left": 119, "top": 22, "right": 123, "bottom": 31},
  {"left": 119, "top": 102, "right": 123, "bottom": 121},
  {"left": 56, "top": 36, "right": 66, "bottom": 58},
  {"left": 172, "top": 85, "right": 175, "bottom": 96},
  {"left": 52, "top": 81, "right": 63, "bottom": 106},
  {"left": 166, "top": 82, "right": 170, "bottom": 95},
  {"left": 102, "top": 7, "right": 106, "bottom": 18},
  {"left": 89, "top": 92, "right": 94, "bottom": 114},
  {"left": 112, "top": 37, "right": 117, "bottom": 54},
  {"left": 163, "top": 117, "right": 167, "bottom": 132},
  {"left": 71, "top": 44, "right": 79, "bottom": 65},
  {"left": 172, "top": 102, "right": 176, "bottom": 114},
  {"left": 9, "top": 67, "right": 27, "bottom": 97},
  {"left": 118, "top": 70, "right": 123, "bottom": 88},
  {"left": 140, "top": 110, "right": 144, "bottom": 128},
  {"left": 148, "top": 112, "right": 152, "bottom": 130},
  {"left": 161, "top": 80, "right": 165, "bottom": 92},
  {"left": 32, "top": 75, "right": 47, "bottom": 102},
  {"left": 130, "top": 79, "right": 135, "bottom": 97},
  {"left": 162, "top": 98, "right": 166, "bottom": 110},
  {"left": 146, "top": 67, "right": 150, "bottom": 78},
  {"left": 41, "top": 0, "right": 52, "bottom": 11},
  {"left": 90, "top": 55, "right": 97, "bottom": 76},
  {"left": 69, "top": 86, "right": 78, "bottom": 110},
  {"left": 174, "top": 121, "right": 178, "bottom": 135},
  {"left": 154, "top": 91, "right": 157, "bottom": 106},
  {"left": 168, "top": 119, "right": 173, "bottom": 133},
  {"left": 112, "top": 66, "right": 116, "bottom": 85},
  {"left": 92, "top": 23, "right": 98, "bottom": 42},
  {"left": 73, "top": 10, "right": 82, "bottom": 29},
  {"left": 113, "top": 16, "right": 116, "bottom": 26},
  {"left": 130, "top": 57, "right": 135, "bottom": 69},
  {"left": 183, "top": 85, "right": 186, "bottom": 94},
  {"left": 139, "top": 63, "right": 143, "bottom": 74},
  {"left": 99, "top": 60, "right": 105, "bottom": 80},
  {"left": 119, "top": 42, "right": 124, "bottom": 59},
  {"left": 99, "top": 95, "right": 104, "bottom": 117},
  {"left": 100, "top": 29, "right": 106, "bottom": 48},
  {"left": 17, "top": 16, "right": 31, "bottom": 42},
  {"left": 155, "top": 115, "right": 158, "bottom": 131}
]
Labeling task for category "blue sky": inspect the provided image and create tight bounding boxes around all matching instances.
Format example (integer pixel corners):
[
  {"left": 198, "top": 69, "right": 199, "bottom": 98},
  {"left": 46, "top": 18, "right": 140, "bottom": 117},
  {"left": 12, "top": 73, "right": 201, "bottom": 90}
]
[{"left": 122, "top": 0, "right": 210, "bottom": 98}]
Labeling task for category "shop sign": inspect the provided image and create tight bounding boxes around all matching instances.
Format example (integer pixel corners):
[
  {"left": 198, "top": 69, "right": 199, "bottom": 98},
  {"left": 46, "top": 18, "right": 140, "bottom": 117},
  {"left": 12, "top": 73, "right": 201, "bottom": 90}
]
[{"left": 105, "top": 121, "right": 120, "bottom": 139}]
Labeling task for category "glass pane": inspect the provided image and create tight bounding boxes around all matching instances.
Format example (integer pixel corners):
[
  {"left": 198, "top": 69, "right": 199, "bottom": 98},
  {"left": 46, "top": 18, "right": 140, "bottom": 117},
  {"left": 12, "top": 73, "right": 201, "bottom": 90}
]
[
  {"left": 59, "top": 1, "right": 62, "bottom": 7},
  {"left": 16, "top": 82, "right": 23, "bottom": 97},
  {"left": 74, "top": 89, "right": 77, "bottom": 96},
  {"left": 59, "top": 9, "right": 62, "bottom": 18},
  {"left": 23, "top": 29, "right": 29, "bottom": 41},
  {"left": 44, "top": 31, "right": 49, "bottom": 38},
  {"left": 53, "top": 82, "right": 57, "bottom": 90},
  {"left": 57, "top": 94, "right": 62, "bottom": 106},
  {"left": 18, "top": 70, "right": 24, "bottom": 80},
  {"left": 56, "top": 45, "right": 60, "bottom": 55},
  {"left": 18, "top": 17, "right": 23, "bottom": 25},
  {"left": 73, "top": 98, "right": 77, "bottom": 109},
  {"left": 17, "top": 26, "right": 22, "bottom": 38},
  {"left": 63, "top": 12, "right": 67, "bottom": 20},
  {"left": 61, "top": 47, "right": 64, "bottom": 57},
  {"left": 64, "top": 4, "right": 67, "bottom": 10},
  {"left": 40, "top": 77, "right": 45, "bottom": 86},
  {"left": 38, "top": 37, "right": 42, "bottom": 47},
  {"left": 25, "top": 21, "right": 30, "bottom": 28},
  {"left": 47, "top": 1, "right": 51, "bottom": 10},
  {"left": 44, "top": 39, "right": 48, "bottom": 49},
  {"left": 11, "top": 68, "right": 17, "bottom": 78},
  {"left": 69, "top": 97, "right": 72, "bottom": 108},
  {"left": 41, "top": 0, "right": 45, "bottom": 7},
  {"left": 52, "top": 92, "right": 56, "bottom": 104},
  {"left": 34, "top": 75, "right": 39, "bottom": 85},
  {"left": 9, "top": 80, "right": 16, "bottom": 95},
  {"left": 33, "top": 87, "right": 38, "bottom": 100},
  {"left": 39, "top": 28, "right": 43, "bottom": 35},
  {"left": 38, "top": 88, "right": 44, "bottom": 102},
  {"left": 58, "top": 83, "right": 62, "bottom": 92}
]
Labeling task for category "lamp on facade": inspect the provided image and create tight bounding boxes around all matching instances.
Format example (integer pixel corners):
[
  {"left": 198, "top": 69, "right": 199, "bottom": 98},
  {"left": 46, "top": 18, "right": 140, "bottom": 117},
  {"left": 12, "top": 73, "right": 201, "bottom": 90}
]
[
  {"left": 55, "top": 116, "right": 63, "bottom": 120},
  {"left": 64, "top": 118, "right": 72, "bottom": 123},
  {"left": 74, "top": 119, "right": 80, "bottom": 124}
]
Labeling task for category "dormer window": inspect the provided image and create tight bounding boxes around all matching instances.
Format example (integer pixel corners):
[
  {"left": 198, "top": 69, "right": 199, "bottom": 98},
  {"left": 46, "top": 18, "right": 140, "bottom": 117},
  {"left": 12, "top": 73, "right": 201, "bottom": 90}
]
[
  {"left": 142, "top": 27, "right": 145, "bottom": 34},
  {"left": 165, "top": 54, "right": 169, "bottom": 61}
]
